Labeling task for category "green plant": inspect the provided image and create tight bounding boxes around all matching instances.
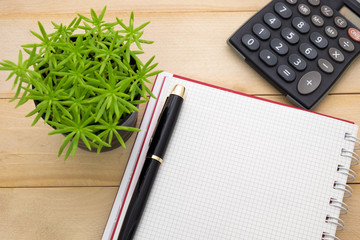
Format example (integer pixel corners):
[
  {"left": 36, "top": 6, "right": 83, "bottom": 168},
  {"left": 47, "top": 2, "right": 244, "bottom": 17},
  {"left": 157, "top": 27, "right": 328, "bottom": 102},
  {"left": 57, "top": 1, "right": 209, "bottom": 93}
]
[{"left": 0, "top": 7, "right": 161, "bottom": 160}]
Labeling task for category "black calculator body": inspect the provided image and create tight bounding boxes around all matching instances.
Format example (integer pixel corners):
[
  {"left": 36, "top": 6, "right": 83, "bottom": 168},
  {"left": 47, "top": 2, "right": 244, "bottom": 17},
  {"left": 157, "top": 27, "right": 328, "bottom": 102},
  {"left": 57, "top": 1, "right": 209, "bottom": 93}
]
[{"left": 228, "top": 0, "right": 360, "bottom": 110}]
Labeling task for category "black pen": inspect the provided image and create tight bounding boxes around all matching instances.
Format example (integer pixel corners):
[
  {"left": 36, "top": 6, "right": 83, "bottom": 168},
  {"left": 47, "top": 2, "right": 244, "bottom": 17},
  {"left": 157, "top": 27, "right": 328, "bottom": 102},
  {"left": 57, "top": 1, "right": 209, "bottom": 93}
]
[{"left": 118, "top": 84, "right": 185, "bottom": 240}]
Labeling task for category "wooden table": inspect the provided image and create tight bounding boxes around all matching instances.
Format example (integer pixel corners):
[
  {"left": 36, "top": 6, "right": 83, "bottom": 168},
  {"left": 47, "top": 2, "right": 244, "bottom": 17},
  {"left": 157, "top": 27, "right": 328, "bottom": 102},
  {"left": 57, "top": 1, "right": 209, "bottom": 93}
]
[{"left": 0, "top": 0, "right": 359, "bottom": 239}]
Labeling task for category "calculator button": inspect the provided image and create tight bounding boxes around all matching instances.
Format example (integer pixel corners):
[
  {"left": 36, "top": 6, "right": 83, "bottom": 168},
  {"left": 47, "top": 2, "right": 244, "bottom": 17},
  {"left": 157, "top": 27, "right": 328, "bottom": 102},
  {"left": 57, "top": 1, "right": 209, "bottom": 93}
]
[
  {"left": 348, "top": 28, "right": 360, "bottom": 42},
  {"left": 271, "top": 38, "right": 289, "bottom": 55},
  {"left": 264, "top": 13, "right": 282, "bottom": 29},
  {"left": 339, "top": 37, "right": 355, "bottom": 52},
  {"left": 325, "top": 26, "right": 338, "bottom": 38},
  {"left": 287, "top": 0, "right": 297, "bottom": 4},
  {"left": 277, "top": 65, "right": 296, "bottom": 82},
  {"left": 300, "top": 43, "right": 318, "bottom": 60},
  {"left": 308, "top": 0, "right": 320, "bottom": 6},
  {"left": 321, "top": 5, "right": 333, "bottom": 17},
  {"left": 318, "top": 58, "right": 334, "bottom": 73},
  {"left": 329, "top": 48, "right": 345, "bottom": 62},
  {"left": 297, "top": 71, "right": 322, "bottom": 95},
  {"left": 334, "top": 16, "right": 348, "bottom": 29},
  {"left": 298, "top": 4, "right": 311, "bottom": 16},
  {"left": 293, "top": 17, "right": 310, "bottom": 34},
  {"left": 282, "top": 28, "right": 300, "bottom": 44},
  {"left": 242, "top": 34, "right": 260, "bottom": 51},
  {"left": 310, "top": 32, "right": 328, "bottom": 49},
  {"left": 289, "top": 54, "right": 307, "bottom": 71},
  {"left": 274, "top": 2, "right": 292, "bottom": 19},
  {"left": 259, "top": 49, "right": 278, "bottom": 66},
  {"left": 311, "top": 15, "right": 324, "bottom": 27},
  {"left": 253, "top": 24, "right": 271, "bottom": 40}
]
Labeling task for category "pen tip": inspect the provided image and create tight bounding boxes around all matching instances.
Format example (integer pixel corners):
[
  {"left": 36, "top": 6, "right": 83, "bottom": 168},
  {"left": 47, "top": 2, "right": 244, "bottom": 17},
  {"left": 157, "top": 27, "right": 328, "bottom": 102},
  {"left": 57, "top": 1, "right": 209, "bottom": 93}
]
[{"left": 171, "top": 85, "right": 185, "bottom": 98}]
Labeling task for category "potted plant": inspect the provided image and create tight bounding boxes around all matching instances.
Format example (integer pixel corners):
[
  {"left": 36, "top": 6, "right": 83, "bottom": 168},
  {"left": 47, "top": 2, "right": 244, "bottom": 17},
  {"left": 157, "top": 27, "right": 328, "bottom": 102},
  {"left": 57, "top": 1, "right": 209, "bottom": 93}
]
[{"left": 0, "top": 7, "right": 161, "bottom": 160}]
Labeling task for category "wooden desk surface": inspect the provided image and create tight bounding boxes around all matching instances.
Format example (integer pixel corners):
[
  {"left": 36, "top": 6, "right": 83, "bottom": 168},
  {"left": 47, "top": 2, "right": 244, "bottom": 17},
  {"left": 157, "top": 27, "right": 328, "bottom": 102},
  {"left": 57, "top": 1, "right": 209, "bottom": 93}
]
[{"left": 0, "top": 0, "right": 359, "bottom": 239}]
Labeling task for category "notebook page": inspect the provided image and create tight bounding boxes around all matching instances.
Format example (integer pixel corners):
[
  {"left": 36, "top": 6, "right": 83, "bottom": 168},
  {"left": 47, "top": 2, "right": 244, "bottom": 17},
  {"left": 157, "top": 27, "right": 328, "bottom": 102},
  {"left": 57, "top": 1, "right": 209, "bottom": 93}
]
[{"left": 133, "top": 74, "right": 358, "bottom": 240}]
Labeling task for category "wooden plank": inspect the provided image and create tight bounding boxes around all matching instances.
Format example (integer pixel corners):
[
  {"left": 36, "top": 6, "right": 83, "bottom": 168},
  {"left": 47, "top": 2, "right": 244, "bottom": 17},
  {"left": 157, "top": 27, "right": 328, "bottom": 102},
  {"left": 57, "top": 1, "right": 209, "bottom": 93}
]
[
  {"left": 1, "top": 2, "right": 359, "bottom": 240},
  {"left": 0, "top": 0, "right": 271, "bottom": 15},
  {"left": 2, "top": 12, "right": 360, "bottom": 98},
  {"left": 0, "top": 185, "right": 359, "bottom": 240},
  {"left": 1, "top": 94, "right": 360, "bottom": 187},
  {"left": 0, "top": 187, "right": 118, "bottom": 240},
  {"left": 0, "top": 99, "right": 146, "bottom": 187}
]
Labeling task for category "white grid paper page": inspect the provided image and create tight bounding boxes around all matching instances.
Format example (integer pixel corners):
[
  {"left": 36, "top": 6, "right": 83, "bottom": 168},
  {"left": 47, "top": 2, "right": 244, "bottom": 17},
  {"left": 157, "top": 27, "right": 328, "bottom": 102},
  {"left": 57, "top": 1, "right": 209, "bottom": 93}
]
[{"left": 133, "top": 74, "right": 358, "bottom": 240}]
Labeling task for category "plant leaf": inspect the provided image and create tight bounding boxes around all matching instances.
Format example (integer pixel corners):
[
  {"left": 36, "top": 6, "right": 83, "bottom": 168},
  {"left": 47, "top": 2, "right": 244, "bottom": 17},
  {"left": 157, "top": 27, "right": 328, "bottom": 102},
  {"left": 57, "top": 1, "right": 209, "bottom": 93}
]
[{"left": 98, "top": 6, "right": 107, "bottom": 21}]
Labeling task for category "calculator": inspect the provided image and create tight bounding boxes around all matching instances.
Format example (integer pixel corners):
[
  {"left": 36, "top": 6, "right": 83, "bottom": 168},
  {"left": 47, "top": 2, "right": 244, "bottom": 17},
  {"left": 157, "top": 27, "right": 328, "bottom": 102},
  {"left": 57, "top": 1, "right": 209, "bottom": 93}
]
[{"left": 228, "top": 0, "right": 360, "bottom": 110}]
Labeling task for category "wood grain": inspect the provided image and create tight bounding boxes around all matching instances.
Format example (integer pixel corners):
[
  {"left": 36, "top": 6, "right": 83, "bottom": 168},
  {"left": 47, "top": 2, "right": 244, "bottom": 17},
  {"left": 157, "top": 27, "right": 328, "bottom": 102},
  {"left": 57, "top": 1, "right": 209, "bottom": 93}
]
[
  {"left": 0, "top": 0, "right": 271, "bottom": 15},
  {"left": 1, "top": 0, "right": 360, "bottom": 239},
  {"left": 0, "top": 187, "right": 118, "bottom": 240},
  {"left": 1, "top": 95, "right": 360, "bottom": 187},
  {"left": 2, "top": 12, "right": 360, "bottom": 98},
  {"left": 0, "top": 185, "right": 359, "bottom": 240},
  {"left": 0, "top": 99, "right": 148, "bottom": 187}
]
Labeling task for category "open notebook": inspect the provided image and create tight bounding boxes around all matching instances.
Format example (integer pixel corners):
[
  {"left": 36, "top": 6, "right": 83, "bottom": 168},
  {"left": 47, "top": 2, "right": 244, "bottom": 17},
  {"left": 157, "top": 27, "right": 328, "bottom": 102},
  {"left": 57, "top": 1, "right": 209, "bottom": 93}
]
[{"left": 102, "top": 72, "right": 359, "bottom": 240}]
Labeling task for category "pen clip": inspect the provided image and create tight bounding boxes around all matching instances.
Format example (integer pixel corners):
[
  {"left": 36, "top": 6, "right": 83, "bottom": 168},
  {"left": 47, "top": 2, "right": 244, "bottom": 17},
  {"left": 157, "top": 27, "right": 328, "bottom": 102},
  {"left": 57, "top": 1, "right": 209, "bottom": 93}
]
[{"left": 149, "top": 96, "right": 169, "bottom": 147}]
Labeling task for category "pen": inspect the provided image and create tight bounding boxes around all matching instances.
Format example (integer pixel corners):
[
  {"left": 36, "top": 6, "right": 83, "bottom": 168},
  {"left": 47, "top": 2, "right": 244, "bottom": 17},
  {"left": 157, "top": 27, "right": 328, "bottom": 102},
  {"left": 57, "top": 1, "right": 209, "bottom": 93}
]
[{"left": 118, "top": 84, "right": 185, "bottom": 240}]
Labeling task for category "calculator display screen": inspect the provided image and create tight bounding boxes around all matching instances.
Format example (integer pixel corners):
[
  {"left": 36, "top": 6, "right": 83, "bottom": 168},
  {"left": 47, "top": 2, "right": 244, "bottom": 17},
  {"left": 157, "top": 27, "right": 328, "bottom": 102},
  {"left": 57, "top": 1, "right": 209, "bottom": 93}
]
[{"left": 340, "top": 6, "right": 360, "bottom": 28}]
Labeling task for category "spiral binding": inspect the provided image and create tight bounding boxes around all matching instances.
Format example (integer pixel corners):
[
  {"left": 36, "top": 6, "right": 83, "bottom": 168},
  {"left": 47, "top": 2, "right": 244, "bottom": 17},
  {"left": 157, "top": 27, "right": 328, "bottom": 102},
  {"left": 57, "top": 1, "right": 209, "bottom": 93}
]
[
  {"left": 325, "top": 215, "right": 345, "bottom": 231},
  {"left": 345, "top": 133, "right": 360, "bottom": 150},
  {"left": 337, "top": 165, "right": 357, "bottom": 182},
  {"left": 322, "top": 232, "right": 340, "bottom": 240},
  {"left": 329, "top": 198, "right": 349, "bottom": 215},
  {"left": 334, "top": 181, "right": 353, "bottom": 199},
  {"left": 322, "top": 133, "right": 359, "bottom": 240},
  {"left": 341, "top": 149, "right": 359, "bottom": 166}
]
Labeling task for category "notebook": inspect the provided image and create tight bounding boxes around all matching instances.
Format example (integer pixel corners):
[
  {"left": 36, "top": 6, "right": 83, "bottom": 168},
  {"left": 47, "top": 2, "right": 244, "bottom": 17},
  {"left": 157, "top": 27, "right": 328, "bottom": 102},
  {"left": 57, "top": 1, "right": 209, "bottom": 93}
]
[{"left": 102, "top": 72, "right": 359, "bottom": 240}]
